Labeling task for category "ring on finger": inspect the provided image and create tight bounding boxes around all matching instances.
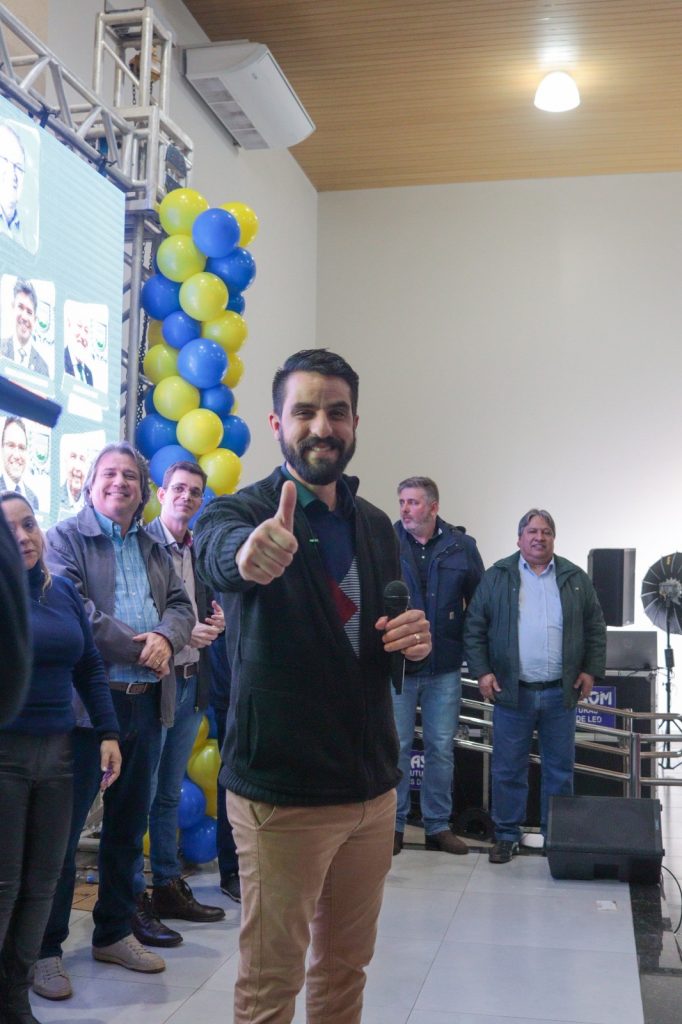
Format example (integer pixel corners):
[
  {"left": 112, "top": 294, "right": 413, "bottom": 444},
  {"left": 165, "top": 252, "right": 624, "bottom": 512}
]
[{"left": 414, "top": 634, "right": 420, "bottom": 644}]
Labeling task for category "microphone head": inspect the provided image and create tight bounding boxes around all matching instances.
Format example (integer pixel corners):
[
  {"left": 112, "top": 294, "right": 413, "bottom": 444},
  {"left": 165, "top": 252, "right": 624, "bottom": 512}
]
[{"left": 384, "top": 579, "right": 410, "bottom": 617}]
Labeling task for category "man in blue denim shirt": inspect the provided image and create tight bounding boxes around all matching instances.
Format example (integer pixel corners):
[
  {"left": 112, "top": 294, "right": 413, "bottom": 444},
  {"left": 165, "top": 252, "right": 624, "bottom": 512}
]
[{"left": 464, "top": 509, "right": 606, "bottom": 864}]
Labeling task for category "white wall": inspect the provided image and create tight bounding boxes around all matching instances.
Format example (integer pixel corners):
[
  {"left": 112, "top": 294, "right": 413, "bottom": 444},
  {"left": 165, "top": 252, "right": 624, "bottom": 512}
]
[
  {"left": 318, "top": 174, "right": 682, "bottom": 677},
  {"left": 45, "top": 0, "right": 318, "bottom": 483}
]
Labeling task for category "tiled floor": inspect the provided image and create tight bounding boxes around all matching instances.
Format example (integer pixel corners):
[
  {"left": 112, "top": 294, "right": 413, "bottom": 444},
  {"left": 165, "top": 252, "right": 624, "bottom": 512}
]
[{"left": 28, "top": 790, "right": 682, "bottom": 1024}]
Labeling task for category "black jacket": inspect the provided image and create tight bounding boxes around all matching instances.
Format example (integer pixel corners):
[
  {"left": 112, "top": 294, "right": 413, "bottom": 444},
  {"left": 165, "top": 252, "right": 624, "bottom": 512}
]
[
  {"left": 396, "top": 518, "right": 483, "bottom": 675},
  {"left": 194, "top": 467, "right": 402, "bottom": 805},
  {"left": 145, "top": 517, "right": 211, "bottom": 712}
]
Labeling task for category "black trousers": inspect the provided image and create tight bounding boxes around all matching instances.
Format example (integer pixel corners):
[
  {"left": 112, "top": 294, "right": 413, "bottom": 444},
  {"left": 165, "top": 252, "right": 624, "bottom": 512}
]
[{"left": 0, "top": 731, "right": 72, "bottom": 1015}]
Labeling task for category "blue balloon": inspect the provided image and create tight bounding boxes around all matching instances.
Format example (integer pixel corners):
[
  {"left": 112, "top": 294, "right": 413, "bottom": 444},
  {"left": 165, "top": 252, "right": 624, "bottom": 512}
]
[
  {"left": 178, "top": 778, "right": 206, "bottom": 831},
  {"left": 162, "top": 310, "right": 201, "bottom": 350},
  {"left": 188, "top": 486, "right": 215, "bottom": 530},
  {"left": 192, "top": 208, "right": 240, "bottom": 258},
  {"left": 180, "top": 815, "right": 217, "bottom": 864},
  {"left": 206, "top": 248, "right": 256, "bottom": 293},
  {"left": 219, "top": 414, "right": 251, "bottom": 457},
  {"left": 149, "top": 444, "right": 195, "bottom": 487},
  {"left": 226, "top": 291, "right": 245, "bottom": 315},
  {"left": 135, "top": 412, "right": 178, "bottom": 460},
  {"left": 200, "top": 384, "right": 234, "bottom": 419},
  {"left": 140, "top": 274, "right": 181, "bottom": 320},
  {"left": 177, "top": 338, "right": 228, "bottom": 389},
  {"left": 143, "top": 387, "right": 155, "bottom": 414}
]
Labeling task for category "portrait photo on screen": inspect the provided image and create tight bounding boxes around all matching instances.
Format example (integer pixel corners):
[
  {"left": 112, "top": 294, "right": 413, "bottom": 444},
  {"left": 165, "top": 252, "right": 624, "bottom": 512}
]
[
  {"left": 63, "top": 299, "right": 110, "bottom": 394},
  {"left": 0, "top": 116, "right": 39, "bottom": 255},
  {"left": 0, "top": 414, "right": 48, "bottom": 515},
  {"left": 0, "top": 274, "right": 55, "bottom": 381},
  {"left": 57, "top": 429, "right": 104, "bottom": 519}
]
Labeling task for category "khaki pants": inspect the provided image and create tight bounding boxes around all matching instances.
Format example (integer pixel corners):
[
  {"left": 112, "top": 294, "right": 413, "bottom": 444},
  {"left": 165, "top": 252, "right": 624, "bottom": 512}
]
[{"left": 227, "top": 788, "right": 396, "bottom": 1024}]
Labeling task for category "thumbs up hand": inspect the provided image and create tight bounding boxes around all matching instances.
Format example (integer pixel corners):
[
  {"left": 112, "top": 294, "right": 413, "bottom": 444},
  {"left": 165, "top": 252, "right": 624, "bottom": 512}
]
[{"left": 236, "top": 481, "right": 299, "bottom": 584}]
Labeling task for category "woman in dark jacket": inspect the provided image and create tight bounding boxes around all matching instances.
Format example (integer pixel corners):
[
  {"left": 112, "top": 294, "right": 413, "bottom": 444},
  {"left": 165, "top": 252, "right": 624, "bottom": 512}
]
[{"left": 0, "top": 492, "right": 121, "bottom": 1024}]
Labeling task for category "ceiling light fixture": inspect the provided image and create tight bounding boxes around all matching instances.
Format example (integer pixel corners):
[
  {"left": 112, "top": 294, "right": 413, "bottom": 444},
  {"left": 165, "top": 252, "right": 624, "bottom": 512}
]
[{"left": 534, "top": 71, "right": 580, "bottom": 112}]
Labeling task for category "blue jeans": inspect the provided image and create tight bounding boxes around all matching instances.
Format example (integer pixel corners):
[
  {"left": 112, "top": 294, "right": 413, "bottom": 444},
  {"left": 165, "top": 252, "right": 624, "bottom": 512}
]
[
  {"left": 40, "top": 728, "right": 102, "bottom": 958},
  {"left": 492, "top": 685, "right": 576, "bottom": 842},
  {"left": 393, "top": 671, "right": 461, "bottom": 835},
  {"left": 133, "top": 675, "right": 202, "bottom": 893},
  {"left": 214, "top": 705, "right": 238, "bottom": 881},
  {"left": 92, "top": 689, "right": 162, "bottom": 947}
]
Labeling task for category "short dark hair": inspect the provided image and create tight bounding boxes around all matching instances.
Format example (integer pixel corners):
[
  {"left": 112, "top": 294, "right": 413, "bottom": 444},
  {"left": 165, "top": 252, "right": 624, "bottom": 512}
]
[
  {"left": 83, "top": 441, "right": 150, "bottom": 521},
  {"left": 2, "top": 416, "right": 27, "bottom": 446},
  {"left": 397, "top": 476, "right": 439, "bottom": 504},
  {"left": 518, "top": 508, "right": 556, "bottom": 537},
  {"left": 272, "top": 349, "right": 359, "bottom": 417},
  {"left": 13, "top": 278, "right": 37, "bottom": 312},
  {"left": 161, "top": 460, "right": 207, "bottom": 491}
]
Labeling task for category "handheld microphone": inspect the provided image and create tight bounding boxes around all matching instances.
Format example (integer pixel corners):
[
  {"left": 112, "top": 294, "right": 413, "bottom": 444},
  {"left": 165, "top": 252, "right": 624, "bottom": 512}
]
[{"left": 384, "top": 580, "right": 410, "bottom": 695}]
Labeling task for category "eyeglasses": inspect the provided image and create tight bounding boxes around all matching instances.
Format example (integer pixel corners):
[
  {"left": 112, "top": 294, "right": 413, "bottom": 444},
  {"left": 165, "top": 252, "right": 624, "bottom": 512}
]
[
  {"left": 0, "top": 153, "right": 25, "bottom": 180},
  {"left": 169, "top": 483, "right": 203, "bottom": 500}
]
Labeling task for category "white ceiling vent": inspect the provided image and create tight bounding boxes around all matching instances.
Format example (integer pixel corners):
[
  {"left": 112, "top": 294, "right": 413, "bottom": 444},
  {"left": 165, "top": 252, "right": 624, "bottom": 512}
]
[{"left": 183, "top": 41, "right": 315, "bottom": 150}]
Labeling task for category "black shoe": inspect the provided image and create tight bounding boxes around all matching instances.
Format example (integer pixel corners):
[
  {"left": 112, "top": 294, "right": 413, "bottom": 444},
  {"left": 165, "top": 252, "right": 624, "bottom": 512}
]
[
  {"left": 131, "top": 892, "right": 183, "bottom": 947},
  {"left": 393, "top": 831, "right": 404, "bottom": 856},
  {"left": 488, "top": 840, "right": 519, "bottom": 864},
  {"left": 152, "top": 876, "right": 226, "bottom": 922},
  {"left": 220, "top": 874, "right": 241, "bottom": 903}
]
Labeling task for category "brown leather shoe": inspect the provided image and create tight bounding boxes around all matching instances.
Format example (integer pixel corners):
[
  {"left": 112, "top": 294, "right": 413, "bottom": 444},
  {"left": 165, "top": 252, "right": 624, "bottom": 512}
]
[
  {"left": 425, "top": 829, "right": 469, "bottom": 855},
  {"left": 151, "top": 876, "right": 226, "bottom": 922},
  {"left": 393, "top": 831, "right": 404, "bottom": 856},
  {"left": 131, "top": 892, "right": 183, "bottom": 947}
]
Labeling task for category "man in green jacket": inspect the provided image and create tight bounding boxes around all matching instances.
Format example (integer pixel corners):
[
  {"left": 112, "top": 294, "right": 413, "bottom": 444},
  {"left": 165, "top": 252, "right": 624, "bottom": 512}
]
[{"left": 464, "top": 508, "right": 606, "bottom": 863}]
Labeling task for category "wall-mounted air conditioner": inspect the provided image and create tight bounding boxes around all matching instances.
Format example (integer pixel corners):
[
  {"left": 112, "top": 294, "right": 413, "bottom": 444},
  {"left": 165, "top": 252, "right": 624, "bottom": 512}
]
[{"left": 183, "top": 41, "right": 315, "bottom": 150}]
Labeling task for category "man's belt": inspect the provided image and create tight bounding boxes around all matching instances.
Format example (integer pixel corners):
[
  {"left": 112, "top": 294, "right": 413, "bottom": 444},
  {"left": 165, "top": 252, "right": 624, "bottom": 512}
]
[
  {"left": 177, "top": 663, "right": 198, "bottom": 679},
  {"left": 109, "top": 682, "right": 155, "bottom": 695},
  {"left": 519, "top": 678, "right": 562, "bottom": 691}
]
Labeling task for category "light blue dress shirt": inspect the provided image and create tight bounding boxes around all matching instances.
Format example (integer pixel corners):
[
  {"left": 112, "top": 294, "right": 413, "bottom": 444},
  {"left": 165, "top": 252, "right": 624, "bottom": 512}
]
[
  {"left": 517, "top": 553, "right": 563, "bottom": 682},
  {"left": 94, "top": 510, "right": 159, "bottom": 683}
]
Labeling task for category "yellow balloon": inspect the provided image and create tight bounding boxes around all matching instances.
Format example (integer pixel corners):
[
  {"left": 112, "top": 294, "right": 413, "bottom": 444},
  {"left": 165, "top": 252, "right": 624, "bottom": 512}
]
[
  {"left": 143, "top": 342, "right": 178, "bottom": 384},
  {"left": 231, "top": 399, "right": 238, "bottom": 414},
  {"left": 143, "top": 829, "right": 150, "bottom": 856},
  {"left": 147, "top": 319, "right": 164, "bottom": 347},
  {"left": 190, "top": 716, "right": 210, "bottom": 759},
  {"left": 159, "top": 188, "right": 209, "bottom": 235},
  {"left": 221, "top": 201, "right": 259, "bottom": 246},
  {"left": 202, "top": 310, "right": 248, "bottom": 353},
  {"left": 222, "top": 352, "right": 245, "bottom": 389},
  {"left": 177, "top": 408, "right": 224, "bottom": 455},
  {"left": 156, "top": 235, "right": 207, "bottom": 283},
  {"left": 204, "top": 788, "right": 218, "bottom": 818},
  {"left": 180, "top": 272, "right": 228, "bottom": 322},
  {"left": 188, "top": 739, "right": 221, "bottom": 793},
  {"left": 199, "top": 448, "right": 242, "bottom": 496},
  {"left": 142, "top": 484, "right": 160, "bottom": 524},
  {"left": 153, "top": 375, "right": 200, "bottom": 421}
]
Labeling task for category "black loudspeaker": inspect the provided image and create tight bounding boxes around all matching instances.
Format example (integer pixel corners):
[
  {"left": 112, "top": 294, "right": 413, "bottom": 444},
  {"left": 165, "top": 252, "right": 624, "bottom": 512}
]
[
  {"left": 546, "top": 796, "right": 663, "bottom": 884},
  {"left": 587, "top": 548, "right": 636, "bottom": 626}
]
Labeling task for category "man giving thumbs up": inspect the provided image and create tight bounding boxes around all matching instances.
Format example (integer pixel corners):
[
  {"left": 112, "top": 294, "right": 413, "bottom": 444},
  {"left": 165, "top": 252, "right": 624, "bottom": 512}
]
[{"left": 194, "top": 349, "right": 431, "bottom": 1024}]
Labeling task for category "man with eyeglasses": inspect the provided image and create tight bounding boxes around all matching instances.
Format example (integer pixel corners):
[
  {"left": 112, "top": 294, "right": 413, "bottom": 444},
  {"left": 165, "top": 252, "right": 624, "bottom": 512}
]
[
  {"left": 0, "top": 278, "right": 48, "bottom": 376},
  {"left": 0, "top": 416, "right": 38, "bottom": 510},
  {"left": 0, "top": 123, "right": 26, "bottom": 246},
  {"left": 130, "top": 460, "right": 227, "bottom": 947}
]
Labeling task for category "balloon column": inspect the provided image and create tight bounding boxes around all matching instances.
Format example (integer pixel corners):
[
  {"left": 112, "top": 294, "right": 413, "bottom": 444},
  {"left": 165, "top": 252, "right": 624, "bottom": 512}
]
[
  {"left": 137, "top": 191, "right": 257, "bottom": 864},
  {"left": 136, "top": 189, "right": 256, "bottom": 511}
]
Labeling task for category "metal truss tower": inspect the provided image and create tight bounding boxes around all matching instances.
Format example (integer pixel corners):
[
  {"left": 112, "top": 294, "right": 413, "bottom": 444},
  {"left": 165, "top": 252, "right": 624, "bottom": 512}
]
[{"left": 0, "top": 3, "right": 194, "bottom": 439}]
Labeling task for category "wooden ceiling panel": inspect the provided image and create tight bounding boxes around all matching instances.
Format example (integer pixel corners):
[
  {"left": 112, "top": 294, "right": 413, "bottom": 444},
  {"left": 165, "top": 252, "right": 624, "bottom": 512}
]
[{"left": 183, "top": 0, "right": 682, "bottom": 190}]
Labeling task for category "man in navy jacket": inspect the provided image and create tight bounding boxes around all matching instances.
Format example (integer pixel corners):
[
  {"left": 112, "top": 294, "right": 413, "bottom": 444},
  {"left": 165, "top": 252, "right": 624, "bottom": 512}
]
[{"left": 393, "top": 476, "right": 484, "bottom": 855}]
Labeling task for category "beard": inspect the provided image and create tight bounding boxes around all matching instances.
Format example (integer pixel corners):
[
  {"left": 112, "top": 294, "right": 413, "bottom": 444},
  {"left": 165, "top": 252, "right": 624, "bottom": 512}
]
[{"left": 279, "top": 432, "right": 356, "bottom": 486}]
